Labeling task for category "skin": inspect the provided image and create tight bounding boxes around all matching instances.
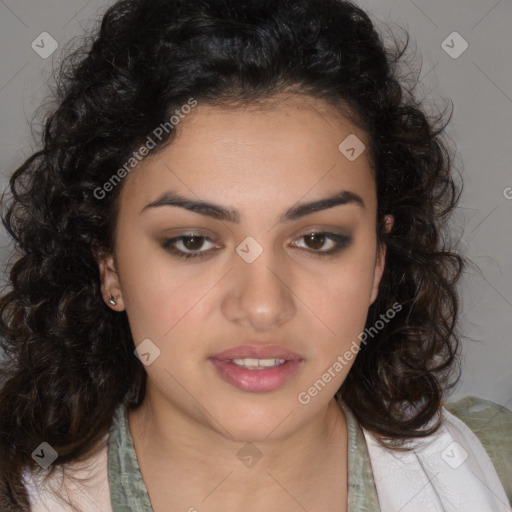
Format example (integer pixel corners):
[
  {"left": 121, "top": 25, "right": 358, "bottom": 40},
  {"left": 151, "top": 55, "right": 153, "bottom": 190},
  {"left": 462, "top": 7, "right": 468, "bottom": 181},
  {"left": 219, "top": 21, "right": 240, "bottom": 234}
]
[{"left": 98, "top": 93, "right": 393, "bottom": 512}]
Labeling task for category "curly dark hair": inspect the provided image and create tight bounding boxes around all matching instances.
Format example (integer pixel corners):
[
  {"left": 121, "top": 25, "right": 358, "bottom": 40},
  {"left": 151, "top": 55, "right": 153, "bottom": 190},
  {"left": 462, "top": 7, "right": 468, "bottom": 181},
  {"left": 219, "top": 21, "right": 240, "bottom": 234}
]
[{"left": 0, "top": 0, "right": 465, "bottom": 508}]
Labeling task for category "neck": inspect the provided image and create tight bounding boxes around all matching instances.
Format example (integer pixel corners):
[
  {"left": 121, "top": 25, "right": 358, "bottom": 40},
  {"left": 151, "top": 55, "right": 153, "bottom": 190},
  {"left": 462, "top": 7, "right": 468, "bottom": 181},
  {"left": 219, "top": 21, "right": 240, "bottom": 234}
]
[{"left": 128, "top": 393, "right": 348, "bottom": 501}]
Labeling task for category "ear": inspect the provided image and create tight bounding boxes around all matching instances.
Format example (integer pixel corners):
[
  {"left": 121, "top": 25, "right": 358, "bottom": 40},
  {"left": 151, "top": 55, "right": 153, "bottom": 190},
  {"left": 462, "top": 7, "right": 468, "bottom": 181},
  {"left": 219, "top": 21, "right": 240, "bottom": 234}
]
[
  {"left": 370, "top": 214, "right": 394, "bottom": 305},
  {"left": 97, "top": 252, "right": 125, "bottom": 311}
]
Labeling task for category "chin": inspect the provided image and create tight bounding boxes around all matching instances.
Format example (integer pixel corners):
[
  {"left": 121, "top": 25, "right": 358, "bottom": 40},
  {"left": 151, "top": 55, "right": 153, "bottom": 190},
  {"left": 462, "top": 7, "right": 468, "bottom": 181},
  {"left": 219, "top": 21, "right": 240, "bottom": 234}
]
[
  {"left": 210, "top": 405, "right": 302, "bottom": 444},
  {"left": 221, "top": 423, "right": 294, "bottom": 444}
]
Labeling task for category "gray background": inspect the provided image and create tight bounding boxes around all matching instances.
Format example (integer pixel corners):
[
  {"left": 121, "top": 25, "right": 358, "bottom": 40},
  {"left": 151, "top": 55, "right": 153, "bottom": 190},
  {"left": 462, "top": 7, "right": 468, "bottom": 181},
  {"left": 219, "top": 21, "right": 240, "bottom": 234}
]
[{"left": 1, "top": 0, "right": 511, "bottom": 408}]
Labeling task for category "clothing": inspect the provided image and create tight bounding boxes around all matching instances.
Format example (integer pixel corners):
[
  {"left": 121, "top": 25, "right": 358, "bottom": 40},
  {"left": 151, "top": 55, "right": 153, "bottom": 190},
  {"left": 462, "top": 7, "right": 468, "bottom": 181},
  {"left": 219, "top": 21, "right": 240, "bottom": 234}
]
[
  {"left": 22, "top": 395, "right": 512, "bottom": 511},
  {"left": 362, "top": 403, "right": 511, "bottom": 511}
]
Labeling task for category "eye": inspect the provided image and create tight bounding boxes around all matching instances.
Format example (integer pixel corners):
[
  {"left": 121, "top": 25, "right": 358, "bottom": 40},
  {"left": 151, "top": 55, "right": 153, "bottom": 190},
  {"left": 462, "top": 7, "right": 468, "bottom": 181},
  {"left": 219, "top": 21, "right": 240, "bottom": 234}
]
[
  {"left": 291, "top": 232, "right": 352, "bottom": 257},
  {"left": 162, "top": 231, "right": 352, "bottom": 261},
  {"left": 162, "top": 233, "right": 218, "bottom": 260}
]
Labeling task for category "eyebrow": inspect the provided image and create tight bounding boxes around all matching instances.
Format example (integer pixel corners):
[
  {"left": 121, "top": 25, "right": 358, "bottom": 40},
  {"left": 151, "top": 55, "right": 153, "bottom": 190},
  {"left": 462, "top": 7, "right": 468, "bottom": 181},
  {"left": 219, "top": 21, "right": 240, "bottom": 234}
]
[{"left": 140, "top": 189, "right": 365, "bottom": 223}]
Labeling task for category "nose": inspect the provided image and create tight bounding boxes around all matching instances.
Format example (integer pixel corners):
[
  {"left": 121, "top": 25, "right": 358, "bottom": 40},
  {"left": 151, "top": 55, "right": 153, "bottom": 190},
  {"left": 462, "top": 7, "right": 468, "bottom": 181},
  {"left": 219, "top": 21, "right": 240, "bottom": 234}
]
[{"left": 221, "top": 241, "right": 296, "bottom": 331}]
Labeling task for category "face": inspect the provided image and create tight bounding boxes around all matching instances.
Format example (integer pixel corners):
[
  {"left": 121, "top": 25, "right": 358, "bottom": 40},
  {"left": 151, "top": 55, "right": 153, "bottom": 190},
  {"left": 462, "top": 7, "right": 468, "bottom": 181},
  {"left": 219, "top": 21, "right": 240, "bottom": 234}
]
[{"left": 99, "top": 94, "right": 392, "bottom": 442}]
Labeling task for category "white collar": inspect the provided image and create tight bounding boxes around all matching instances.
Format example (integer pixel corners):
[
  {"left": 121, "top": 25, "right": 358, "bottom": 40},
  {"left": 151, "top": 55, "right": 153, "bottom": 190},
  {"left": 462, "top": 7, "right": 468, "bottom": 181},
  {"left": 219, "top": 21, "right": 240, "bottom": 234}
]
[{"left": 362, "top": 406, "right": 511, "bottom": 512}]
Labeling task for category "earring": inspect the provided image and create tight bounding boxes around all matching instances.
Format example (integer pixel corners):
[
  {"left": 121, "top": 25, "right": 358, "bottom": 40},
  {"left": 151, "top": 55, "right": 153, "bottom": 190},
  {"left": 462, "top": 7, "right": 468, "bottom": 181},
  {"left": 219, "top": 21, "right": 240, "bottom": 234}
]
[{"left": 109, "top": 296, "right": 117, "bottom": 306}]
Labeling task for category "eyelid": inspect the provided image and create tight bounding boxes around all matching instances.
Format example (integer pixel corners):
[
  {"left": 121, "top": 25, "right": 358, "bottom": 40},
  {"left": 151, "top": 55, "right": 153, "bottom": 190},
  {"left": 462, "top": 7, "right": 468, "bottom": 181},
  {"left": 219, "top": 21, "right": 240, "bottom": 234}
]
[{"left": 290, "top": 224, "right": 352, "bottom": 240}]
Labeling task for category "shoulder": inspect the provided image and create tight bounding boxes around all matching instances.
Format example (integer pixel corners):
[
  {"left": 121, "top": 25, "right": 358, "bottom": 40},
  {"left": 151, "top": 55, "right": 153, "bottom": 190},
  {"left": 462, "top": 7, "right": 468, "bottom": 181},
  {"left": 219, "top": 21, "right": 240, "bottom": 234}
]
[
  {"left": 22, "top": 434, "right": 112, "bottom": 512},
  {"left": 443, "top": 394, "right": 512, "bottom": 504}
]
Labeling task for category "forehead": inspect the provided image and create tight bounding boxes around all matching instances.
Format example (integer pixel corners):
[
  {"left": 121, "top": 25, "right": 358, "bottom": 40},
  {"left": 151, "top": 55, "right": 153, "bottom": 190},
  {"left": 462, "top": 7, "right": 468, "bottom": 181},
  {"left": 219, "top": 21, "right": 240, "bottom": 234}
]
[{"left": 119, "top": 94, "right": 375, "bottom": 214}]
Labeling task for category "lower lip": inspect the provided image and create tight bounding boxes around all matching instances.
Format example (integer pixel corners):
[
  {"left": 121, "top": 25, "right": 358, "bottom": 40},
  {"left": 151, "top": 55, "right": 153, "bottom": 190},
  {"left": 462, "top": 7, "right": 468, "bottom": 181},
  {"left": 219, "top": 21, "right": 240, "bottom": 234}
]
[{"left": 208, "top": 358, "right": 303, "bottom": 392}]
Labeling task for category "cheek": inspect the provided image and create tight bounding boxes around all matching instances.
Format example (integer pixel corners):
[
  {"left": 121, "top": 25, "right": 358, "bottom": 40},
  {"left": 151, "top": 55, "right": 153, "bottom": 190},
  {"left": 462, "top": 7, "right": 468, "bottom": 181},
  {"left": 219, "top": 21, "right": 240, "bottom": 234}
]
[
  {"left": 311, "top": 252, "right": 377, "bottom": 342},
  {"left": 115, "top": 236, "right": 213, "bottom": 343}
]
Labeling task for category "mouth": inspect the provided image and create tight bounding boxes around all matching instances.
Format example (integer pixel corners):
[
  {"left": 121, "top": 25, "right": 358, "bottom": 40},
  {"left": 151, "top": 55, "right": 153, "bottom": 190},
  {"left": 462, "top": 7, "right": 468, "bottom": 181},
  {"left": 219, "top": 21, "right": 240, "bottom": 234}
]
[
  {"left": 208, "top": 344, "right": 304, "bottom": 392},
  {"left": 227, "top": 357, "right": 287, "bottom": 370}
]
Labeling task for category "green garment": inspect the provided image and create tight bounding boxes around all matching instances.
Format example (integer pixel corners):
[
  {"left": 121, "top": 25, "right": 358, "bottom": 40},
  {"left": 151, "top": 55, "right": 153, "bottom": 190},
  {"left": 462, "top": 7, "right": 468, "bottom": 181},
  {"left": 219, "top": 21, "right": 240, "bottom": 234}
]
[{"left": 107, "top": 395, "right": 512, "bottom": 511}]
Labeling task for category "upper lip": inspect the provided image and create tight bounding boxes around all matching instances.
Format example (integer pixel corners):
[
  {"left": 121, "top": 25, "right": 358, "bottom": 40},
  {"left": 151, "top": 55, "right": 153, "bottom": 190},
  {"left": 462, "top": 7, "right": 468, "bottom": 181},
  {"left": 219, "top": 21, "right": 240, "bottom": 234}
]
[{"left": 210, "top": 344, "right": 303, "bottom": 361}]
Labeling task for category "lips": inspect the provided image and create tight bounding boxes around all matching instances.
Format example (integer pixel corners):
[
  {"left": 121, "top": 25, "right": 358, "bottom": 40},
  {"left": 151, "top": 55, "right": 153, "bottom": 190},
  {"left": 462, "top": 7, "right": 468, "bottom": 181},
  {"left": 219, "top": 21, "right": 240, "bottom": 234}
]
[
  {"left": 208, "top": 344, "right": 304, "bottom": 392},
  {"left": 210, "top": 344, "right": 303, "bottom": 362}
]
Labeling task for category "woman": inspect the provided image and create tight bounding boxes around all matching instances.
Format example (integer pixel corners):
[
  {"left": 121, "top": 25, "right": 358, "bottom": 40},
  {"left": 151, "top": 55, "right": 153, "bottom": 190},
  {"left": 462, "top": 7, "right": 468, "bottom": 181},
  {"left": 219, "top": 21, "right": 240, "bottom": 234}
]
[{"left": 0, "top": 0, "right": 510, "bottom": 511}]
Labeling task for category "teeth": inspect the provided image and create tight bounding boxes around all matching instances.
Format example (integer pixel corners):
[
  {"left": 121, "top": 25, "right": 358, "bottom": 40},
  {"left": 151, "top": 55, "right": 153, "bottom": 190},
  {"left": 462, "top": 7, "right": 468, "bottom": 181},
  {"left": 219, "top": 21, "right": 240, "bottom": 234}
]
[{"left": 230, "top": 358, "right": 286, "bottom": 369}]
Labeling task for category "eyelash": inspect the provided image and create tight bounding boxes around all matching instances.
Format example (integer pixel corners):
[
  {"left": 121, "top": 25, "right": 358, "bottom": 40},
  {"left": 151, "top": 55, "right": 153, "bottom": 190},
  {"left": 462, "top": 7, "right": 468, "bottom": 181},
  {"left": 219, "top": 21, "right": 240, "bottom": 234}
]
[{"left": 162, "top": 232, "right": 352, "bottom": 261}]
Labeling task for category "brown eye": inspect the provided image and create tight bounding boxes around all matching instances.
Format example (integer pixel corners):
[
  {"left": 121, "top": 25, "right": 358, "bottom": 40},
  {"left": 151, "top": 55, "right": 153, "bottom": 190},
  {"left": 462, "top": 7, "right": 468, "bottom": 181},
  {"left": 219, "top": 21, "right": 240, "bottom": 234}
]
[
  {"left": 292, "top": 231, "right": 352, "bottom": 257},
  {"left": 304, "top": 233, "right": 327, "bottom": 250},
  {"left": 181, "top": 235, "right": 206, "bottom": 251},
  {"left": 162, "top": 233, "right": 218, "bottom": 260}
]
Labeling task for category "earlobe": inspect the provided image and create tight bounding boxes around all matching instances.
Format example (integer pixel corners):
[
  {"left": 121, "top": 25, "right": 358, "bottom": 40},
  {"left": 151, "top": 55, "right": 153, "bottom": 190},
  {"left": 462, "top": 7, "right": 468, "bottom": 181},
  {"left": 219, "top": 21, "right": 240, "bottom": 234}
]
[{"left": 98, "top": 253, "right": 125, "bottom": 310}]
